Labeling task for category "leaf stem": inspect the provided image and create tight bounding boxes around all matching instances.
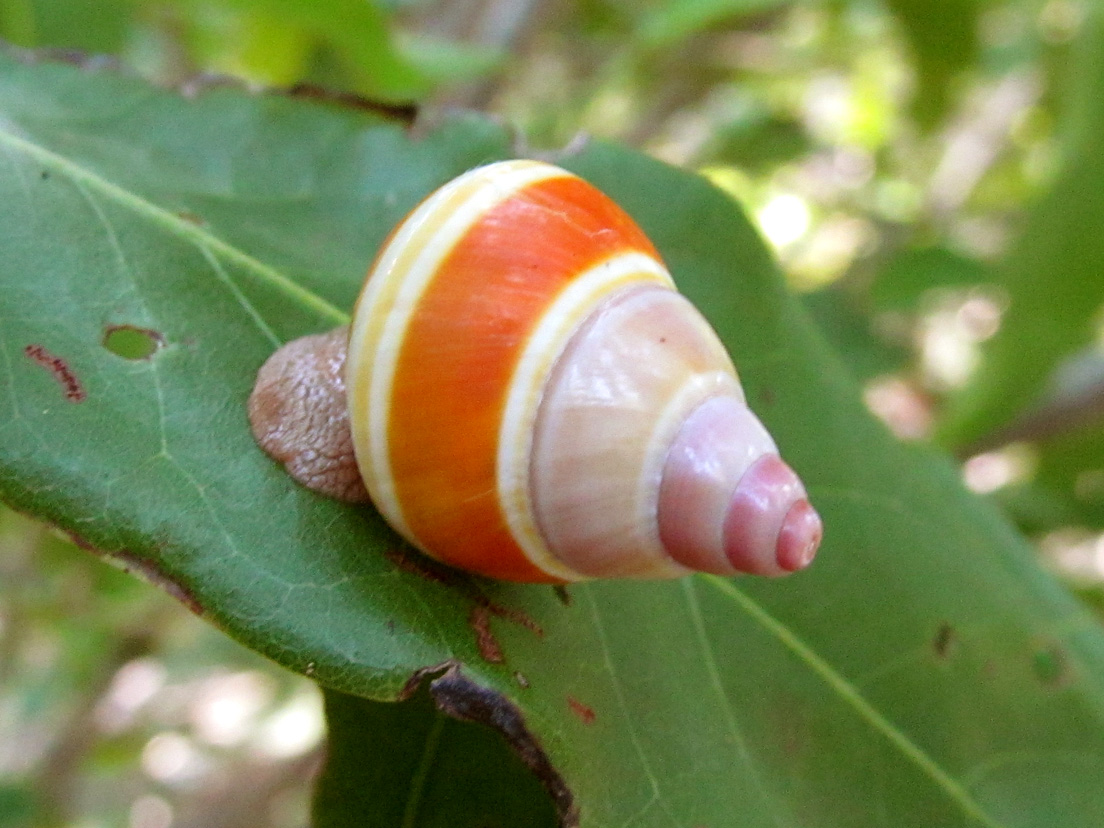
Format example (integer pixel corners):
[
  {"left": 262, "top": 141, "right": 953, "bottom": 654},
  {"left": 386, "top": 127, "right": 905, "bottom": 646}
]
[{"left": 400, "top": 710, "right": 446, "bottom": 828}]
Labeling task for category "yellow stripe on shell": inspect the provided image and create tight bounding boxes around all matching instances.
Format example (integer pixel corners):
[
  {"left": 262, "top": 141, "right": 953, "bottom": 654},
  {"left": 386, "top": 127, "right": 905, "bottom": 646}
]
[
  {"left": 346, "top": 160, "right": 570, "bottom": 546},
  {"left": 497, "top": 251, "right": 676, "bottom": 581}
]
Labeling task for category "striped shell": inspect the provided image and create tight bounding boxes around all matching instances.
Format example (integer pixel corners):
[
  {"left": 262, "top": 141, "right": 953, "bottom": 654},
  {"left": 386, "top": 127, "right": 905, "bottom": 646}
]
[{"left": 343, "top": 160, "right": 821, "bottom": 583}]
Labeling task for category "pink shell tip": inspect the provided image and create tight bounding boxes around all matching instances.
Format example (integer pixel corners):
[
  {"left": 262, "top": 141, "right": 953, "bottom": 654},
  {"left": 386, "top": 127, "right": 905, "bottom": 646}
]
[
  {"left": 722, "top": 454, "right": 820, "bottom": 577},
  {"left": 776, "top": 499, "right": 822, "bottom": 572}
]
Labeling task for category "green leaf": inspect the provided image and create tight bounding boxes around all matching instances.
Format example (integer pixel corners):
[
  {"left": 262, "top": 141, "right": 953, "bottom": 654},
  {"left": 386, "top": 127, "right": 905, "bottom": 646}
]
[
  {"left": 801, "top": 285, "right": 910, "bottom": 382},
  {"left": 707, "top": 112, "right": 809, "bottom": 172},
  {"left": 1023, "top": 422, "right": 1104, "bottom": 532},
  {"left": 170, "top": 0, "right": 433, "bottom": 102},
  {"left": 0, "top": 784, "right": 36, "bottom": 827},
  {"left": 395, "top": 33, "right": 503, "bottom": 87},
  {"left": 4, "top": 48, "right": 1104, "bottom": 827},
  {"left": 937, "top": 9, "right": 1104, "bottom": 450},
  {"left": 883, "top": 0, "right": 979, "bottom": 127},
  {"left": 633, "top": 0, "right": 791, "bottom": 48},
  {"left": 314, "top": 685, "right": 558, "bottom": 827},
  {"left": 0, "top": 0, "right": 134, "bottom": 52},
  {"left": 870, "top": 245, "right": 992, "bottom": 313},
  {"left": 227, "top": 9, "right": 317, "bottom": 87}
]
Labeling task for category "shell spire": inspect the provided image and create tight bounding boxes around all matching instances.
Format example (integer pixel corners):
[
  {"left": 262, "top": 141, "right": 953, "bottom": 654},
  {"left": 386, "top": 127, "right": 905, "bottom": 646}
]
[{"left": 658, "top": 396, "right": 821, "bottom": 577}]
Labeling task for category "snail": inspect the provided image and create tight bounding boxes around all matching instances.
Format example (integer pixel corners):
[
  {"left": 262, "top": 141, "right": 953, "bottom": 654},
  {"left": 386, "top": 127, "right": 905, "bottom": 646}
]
[{"left": 248, "top": 159, "right": 822, "bottom": 583}]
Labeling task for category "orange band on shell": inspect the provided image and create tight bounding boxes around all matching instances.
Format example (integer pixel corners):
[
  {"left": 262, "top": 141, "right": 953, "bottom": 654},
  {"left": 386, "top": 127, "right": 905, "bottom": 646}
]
[{"left": 385, "top": 175, "right": 659, "bottom": 581}]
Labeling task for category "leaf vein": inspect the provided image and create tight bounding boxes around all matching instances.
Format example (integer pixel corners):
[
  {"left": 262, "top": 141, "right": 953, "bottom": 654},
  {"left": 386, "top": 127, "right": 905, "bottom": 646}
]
[
  {"left": 0, "top": 126, "right": 349, "bottom": 328},
  {"left": 683, "top": 578, "right": 786, "bottom": 826},
  {"left": 582, "top": 587, "right": 673, "bottom": 828},
  {"left": 702, "top": 575, "right": 1005, "bottom": 828}
]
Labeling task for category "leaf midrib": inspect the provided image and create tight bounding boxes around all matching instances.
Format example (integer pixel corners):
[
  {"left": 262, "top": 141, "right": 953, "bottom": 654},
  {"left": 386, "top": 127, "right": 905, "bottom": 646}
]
[{"left": 0, "top": 126, "right": 350, "bottom": 329}]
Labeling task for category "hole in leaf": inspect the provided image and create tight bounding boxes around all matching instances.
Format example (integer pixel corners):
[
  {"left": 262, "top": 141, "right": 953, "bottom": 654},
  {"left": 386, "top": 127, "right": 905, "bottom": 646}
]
[
  {"left": 1032, "top": 642, "right": 1071, "bottom": 688},
  {"left": 933, "top": 622, "right": 957, "bottom": 659},
  {"left": 103, "top": 325, "right": 164, "bottom": 360}
]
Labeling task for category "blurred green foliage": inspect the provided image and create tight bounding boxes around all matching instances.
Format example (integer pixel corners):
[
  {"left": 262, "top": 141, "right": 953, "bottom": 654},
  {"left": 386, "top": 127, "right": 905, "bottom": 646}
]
[
  {"left": 4, "top": 0, "right": 1104, "bottom": 825},
  {"left": 0, "top": 0, "right": 501, "bottom": 100},
  {"left": 0, "top": 508, "right": 320, "bottom": 827}
]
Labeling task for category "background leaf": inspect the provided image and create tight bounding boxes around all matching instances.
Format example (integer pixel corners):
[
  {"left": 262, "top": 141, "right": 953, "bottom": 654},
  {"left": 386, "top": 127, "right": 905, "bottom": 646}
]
[
  {"left": 0, "top": 0, "right": 134, "bottom": 52},
  {"left": 313, "top": 686, "right": 558, "bottom": 828},
  {"left": 869, "top": 245, "right": 993, "bottom": 314},
  {"left": 937, "top": 7, "right": 1104, "bottom": 451},
  {"left": 634, "top": 0, "right": 791, "bottom": 48},
  {"left": 883, "top": 0, "right": 979, "bottom": 126},
  {"left": 4, "top": 48, "right": 1104, "bottom": 827}
]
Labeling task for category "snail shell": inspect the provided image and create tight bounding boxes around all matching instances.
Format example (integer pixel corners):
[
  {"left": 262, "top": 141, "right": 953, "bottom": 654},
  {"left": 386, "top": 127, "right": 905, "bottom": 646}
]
[{"left": 250, "top": 160, "right": 821, "bottom": 583}]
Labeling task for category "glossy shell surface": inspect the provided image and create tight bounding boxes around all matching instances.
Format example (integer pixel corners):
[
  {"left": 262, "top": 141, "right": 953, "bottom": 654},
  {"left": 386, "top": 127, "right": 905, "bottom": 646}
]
[{"left": 345, "top": 160, "right": 817, "bottom": 582}]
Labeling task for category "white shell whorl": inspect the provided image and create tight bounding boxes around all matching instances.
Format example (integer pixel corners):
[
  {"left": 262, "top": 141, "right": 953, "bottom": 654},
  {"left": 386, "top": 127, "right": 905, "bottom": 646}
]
[
  {"left": 530, "top": 284, "right": 737, "bottom": 578},
  {"left": 529, "top": 283, "right": 821, "bottom": 580}
]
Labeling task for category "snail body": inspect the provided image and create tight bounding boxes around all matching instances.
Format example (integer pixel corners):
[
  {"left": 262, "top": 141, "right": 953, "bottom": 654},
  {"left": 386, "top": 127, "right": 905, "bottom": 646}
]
[{"left": 249, "top": 160, "right": 821, "bottom": 583}]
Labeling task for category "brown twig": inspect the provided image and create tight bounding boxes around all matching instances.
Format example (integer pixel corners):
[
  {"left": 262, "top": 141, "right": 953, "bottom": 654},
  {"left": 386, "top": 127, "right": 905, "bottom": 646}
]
[
  {"left": 958, "top": 369, "right": 1104, "bottom": 456},
  {"left": 33, "top": 633, "right": 154, "bottom": 823}
]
